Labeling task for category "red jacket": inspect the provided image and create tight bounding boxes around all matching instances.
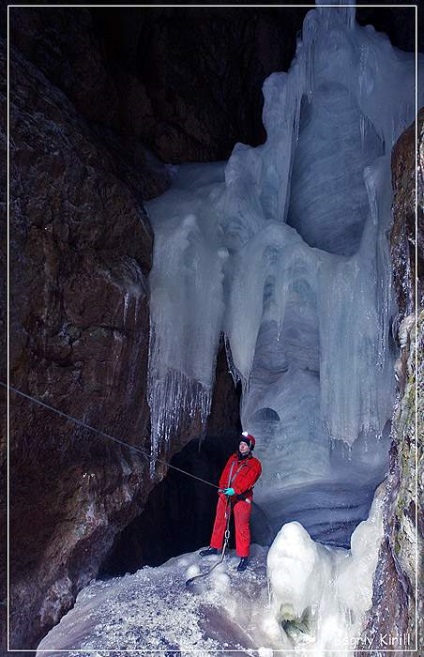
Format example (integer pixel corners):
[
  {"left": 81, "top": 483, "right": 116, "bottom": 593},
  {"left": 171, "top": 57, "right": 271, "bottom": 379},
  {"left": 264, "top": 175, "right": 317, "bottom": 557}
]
[{"left": 219, "top": 452, "right": 262, "bottom": 500}]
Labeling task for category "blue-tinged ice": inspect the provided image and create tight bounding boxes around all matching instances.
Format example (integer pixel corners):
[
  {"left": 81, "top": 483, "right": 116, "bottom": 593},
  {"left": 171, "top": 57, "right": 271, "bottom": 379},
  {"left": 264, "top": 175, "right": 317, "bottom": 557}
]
[
  {"left": 147, "top": 163, "right": 227, "bottom": 469},
  {"left": 146, "top": 4, "right": 423, "bottom": 540},
  {"left": 35, "top": 4, "right": 423, "bottom": 655}
]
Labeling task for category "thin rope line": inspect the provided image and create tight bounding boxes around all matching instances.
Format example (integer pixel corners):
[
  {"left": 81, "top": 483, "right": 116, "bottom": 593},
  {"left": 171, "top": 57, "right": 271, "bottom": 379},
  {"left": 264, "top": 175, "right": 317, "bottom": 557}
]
[
  {"left": 186, "top": 498, "right": 232, "bottom": 585},
  {"left": 1, "top": 381, "right": 220, "bottom": 491}
]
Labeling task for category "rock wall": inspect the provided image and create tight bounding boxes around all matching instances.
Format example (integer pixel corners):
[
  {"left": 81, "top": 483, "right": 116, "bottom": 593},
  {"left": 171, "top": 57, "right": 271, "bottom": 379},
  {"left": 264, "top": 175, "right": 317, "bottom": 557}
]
[
  {"left": 390, "top": 109, "right": 424, "bottom": 317},
  {"left": 8, "top": 5, "right": 308, "bottom": 164},
  {"left": 356, "top": 112, "right": 424, "bottom": 655},
  {"left": 6, "top": 36, "right": 156, "bottom": 650}
]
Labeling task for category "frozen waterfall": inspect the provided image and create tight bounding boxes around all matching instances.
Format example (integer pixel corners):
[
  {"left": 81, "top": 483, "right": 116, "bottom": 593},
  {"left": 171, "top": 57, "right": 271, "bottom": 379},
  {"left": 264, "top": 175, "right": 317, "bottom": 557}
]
[{"left": 146, "top": 3, "right": 422, "bottom": 548}]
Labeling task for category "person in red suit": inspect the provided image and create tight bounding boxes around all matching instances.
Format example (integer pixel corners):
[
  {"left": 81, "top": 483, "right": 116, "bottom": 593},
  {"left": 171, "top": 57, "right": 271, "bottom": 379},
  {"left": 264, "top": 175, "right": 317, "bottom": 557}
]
[{"left": 199, "top": 431, "right": 262, "bottom": 571}]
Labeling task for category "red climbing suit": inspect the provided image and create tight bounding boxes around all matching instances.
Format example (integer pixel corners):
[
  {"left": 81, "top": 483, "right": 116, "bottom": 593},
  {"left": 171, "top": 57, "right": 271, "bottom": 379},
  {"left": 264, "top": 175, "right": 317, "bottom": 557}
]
[{"left": 210, "top": 452, "right": 262, "bottom": 558}]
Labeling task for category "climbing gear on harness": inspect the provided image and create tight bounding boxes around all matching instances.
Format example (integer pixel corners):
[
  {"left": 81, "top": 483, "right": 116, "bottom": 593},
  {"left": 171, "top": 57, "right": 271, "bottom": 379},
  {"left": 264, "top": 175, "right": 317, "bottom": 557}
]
[
  {"left": 222, "top": 487, "right": 235, "bottom": 496},
  {"left": 186, "top": 498, "right": 232, "bottom": 587}
]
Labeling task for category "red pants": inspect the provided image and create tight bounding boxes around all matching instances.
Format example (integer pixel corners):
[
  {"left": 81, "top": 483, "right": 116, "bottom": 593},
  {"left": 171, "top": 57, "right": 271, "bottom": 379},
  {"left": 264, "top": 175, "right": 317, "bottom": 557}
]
[{"left": 210, "top": 494, "right": 252, "bottom": 558}]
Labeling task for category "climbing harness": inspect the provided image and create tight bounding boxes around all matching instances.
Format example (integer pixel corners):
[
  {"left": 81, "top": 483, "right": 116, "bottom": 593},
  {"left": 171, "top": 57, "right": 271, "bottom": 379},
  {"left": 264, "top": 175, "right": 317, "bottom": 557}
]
[{"left": 185, "top": 497, "right": 232, "bottom": 587}]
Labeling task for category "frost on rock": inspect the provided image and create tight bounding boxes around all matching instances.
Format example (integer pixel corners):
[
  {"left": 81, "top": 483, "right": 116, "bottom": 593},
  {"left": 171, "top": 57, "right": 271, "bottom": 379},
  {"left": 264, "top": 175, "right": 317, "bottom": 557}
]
[{"left": 146, "top": 4, "right": 422, "bottom": 541}]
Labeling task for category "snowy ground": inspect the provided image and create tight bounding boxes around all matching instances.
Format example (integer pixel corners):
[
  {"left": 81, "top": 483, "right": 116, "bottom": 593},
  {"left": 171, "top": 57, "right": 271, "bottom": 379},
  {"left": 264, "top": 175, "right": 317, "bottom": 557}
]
[{"left": 36, "top": 545, "right": 274, "bottom": 656}]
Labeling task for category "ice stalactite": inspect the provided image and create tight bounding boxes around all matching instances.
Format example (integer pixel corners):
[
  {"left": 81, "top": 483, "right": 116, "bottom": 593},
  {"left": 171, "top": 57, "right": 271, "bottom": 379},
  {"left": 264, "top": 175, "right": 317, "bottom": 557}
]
[
  {"left": 146, "top": 3, "right": 423, "bottom": 541},
  {"left": 147, "top": 163, "right": 228, "bottom": 469}
]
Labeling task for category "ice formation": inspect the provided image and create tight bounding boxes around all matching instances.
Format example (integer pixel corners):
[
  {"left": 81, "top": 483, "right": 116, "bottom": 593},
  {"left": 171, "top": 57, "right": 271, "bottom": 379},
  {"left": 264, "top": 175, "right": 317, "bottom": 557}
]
[
  {"left": 267, "top": 483, "right": 385, "bottom": 653},
  {"left": 36, "top": 484, "right": 385, "bottom": 655},
  {"left": 146, "top": 3, "right": 423, "bottom": 545}
]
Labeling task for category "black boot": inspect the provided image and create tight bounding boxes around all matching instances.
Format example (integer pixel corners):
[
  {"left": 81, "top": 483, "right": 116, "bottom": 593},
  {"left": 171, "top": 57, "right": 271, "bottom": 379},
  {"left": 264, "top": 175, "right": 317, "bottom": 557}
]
[
  {"left": 237, "top": 557, "right": 249, "bottom": 572},
  {"left": 199, "top": 547, "right": 218, "bottom": 557}
]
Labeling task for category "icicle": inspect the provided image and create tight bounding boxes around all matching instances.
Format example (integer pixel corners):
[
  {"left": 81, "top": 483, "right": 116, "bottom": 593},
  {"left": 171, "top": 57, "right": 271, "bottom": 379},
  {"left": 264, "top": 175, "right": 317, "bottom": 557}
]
[
  {"left": 148, "top": 367, "right": 213, "bottom": 474},
  {"left": 123, "top": 291, "right": 130, "bottom": 326},
  {"left": 359, "top": 113, "right": 365, "bottom": 149},
  {"left": 146, "top": 162, "right": 227, "bottom": 471}
]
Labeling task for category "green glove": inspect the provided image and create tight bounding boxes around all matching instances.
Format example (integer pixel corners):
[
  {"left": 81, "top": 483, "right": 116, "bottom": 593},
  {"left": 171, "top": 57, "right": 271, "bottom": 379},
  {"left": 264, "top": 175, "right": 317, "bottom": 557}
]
[{"left": 223, "top": 487, "right": 235, "bottom": 496}]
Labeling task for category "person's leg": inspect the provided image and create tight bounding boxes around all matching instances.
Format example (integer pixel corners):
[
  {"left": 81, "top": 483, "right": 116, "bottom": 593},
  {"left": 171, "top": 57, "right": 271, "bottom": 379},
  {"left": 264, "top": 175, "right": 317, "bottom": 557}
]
[
  {"left": 210, "top": 495, "right": 230, "bottom": 550},
  {"left": 233, "top": 499, "right": 252, "bottom": 557}
]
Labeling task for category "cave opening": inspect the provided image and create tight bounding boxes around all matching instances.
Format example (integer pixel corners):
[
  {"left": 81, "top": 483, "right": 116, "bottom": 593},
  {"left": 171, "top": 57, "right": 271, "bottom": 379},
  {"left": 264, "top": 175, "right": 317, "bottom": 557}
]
[{"left": 100, "top": 431, "right": 245, "bottom": 577}]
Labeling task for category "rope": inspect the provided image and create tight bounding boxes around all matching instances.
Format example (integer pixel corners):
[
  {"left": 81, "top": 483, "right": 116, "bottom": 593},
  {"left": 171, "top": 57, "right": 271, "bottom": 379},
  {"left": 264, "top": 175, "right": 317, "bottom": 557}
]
[
  {"left": 0, "top": 381, "right": 220, "bottom": 491},
  {"left": 186, "top": 498, "right": 232, "bottom": 586},
  {"left": 2, "top": 381, "right": 272, "bottom": 576},
  {"left": 2, "top": 381, "right": 271, "bottom": 539}
]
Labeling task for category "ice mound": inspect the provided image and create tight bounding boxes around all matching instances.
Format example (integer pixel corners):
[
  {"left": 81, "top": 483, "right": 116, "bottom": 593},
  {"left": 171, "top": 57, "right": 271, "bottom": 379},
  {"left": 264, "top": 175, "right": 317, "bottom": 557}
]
[{"left": 266, "top": 483, "right": 385, "bottom": 653}]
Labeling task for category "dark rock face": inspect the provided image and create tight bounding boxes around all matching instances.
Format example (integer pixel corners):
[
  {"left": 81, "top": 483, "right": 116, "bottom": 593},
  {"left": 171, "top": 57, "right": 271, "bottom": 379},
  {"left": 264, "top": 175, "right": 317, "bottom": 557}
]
[
  {"left": 356, "top": 313, "right": 424, "bottom": 657},
  {"left": 6, "top": 6, "right": 241, "bottom": 648},
  {"left": 9, "top": 6, "right": 309, "bottom": 164},
  {"left": 90, "top": 6, "right": 309, "bottom": 162},
  {"left": 0, "top": 34, "right": 7, "bottom": 657},
  {"left": 9, "top": 6, "right": 171, "bottom": 202},
  {"left": 390, "top": 108, "right": 424, "bottom": 318},
  {"left": 7, "top": 37, "right": 156, "bottom": 649}
]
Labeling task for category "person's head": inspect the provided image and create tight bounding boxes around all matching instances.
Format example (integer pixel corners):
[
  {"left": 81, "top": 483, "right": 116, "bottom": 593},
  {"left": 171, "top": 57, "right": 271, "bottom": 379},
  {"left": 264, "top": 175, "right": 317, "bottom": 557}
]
[{"left": 238, "top": 431, "right": 256, "bottom": 455}]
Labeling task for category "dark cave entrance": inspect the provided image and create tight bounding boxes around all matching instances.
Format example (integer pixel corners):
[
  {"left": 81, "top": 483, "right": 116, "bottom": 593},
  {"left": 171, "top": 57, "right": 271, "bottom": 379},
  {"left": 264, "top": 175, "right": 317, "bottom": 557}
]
[{"left": 100, "top": 432, "right": 245, "bottom": 576}]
